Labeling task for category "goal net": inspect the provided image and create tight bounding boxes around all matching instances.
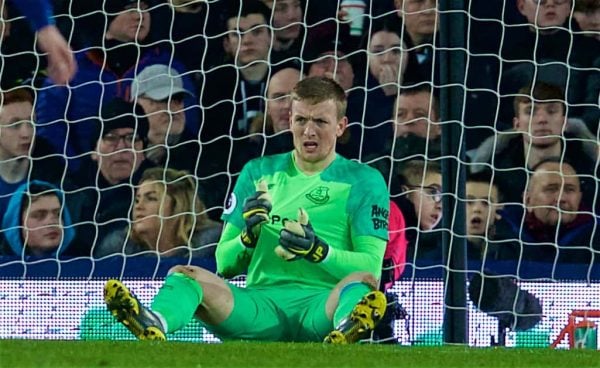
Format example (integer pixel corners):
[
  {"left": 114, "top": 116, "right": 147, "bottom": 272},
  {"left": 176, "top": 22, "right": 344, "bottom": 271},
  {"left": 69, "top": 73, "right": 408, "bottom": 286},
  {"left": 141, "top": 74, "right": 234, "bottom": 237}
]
[{"left": 0, "top": 0, "right": 598, "bottom": 347}]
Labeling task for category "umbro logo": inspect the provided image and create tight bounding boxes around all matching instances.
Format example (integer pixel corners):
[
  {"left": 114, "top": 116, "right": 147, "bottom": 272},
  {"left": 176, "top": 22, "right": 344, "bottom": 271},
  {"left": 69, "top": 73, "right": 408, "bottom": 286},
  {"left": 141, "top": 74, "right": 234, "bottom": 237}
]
[{"left": 306, "top": 186, "right": 330, "bottom": 204}]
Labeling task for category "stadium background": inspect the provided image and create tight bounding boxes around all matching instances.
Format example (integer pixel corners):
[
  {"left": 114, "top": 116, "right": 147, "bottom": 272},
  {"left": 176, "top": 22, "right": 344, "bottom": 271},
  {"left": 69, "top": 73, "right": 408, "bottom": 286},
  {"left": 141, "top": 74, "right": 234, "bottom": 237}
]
[{"left": 0, "top": 0, "right": 598, "bottom": 349}]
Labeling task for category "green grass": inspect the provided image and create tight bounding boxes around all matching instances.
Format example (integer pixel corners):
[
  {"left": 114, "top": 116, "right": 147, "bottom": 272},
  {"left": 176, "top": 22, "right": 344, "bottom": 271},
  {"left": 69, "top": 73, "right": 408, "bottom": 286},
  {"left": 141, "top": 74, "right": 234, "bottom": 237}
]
[{"left": 1, "top": 340, "right": 599, "bottom": 368}]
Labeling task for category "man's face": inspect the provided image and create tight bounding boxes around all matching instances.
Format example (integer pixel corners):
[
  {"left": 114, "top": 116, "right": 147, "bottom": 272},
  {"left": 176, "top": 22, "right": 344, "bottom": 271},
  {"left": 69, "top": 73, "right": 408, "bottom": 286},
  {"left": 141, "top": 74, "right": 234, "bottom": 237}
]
[
  {"left": 21, "top": 195, "right": 62, "bottom": 255},
  {"left": 268, "top": 0, "right": 302, "bottom": 43},
  {"left": 0, "top": 101, "right": 34, "bottom": 159},
  {"left": 290, "top": 99, "right": 346, "bottom": 166},
  {"left": 517, "top": 0, "right": 571, "bottom": 28},
  {"left": 132, "top": 180, "right": 174, "bottom": 240},
  {"left": 394, "top": 91, "right": 439, "bottom": 139},
  {"left": 407, "top": 172, "right": 442, "bottom": 230},
  {"left": 526, "top": 162, "right": 582, "bottom": 225},
  {"left": 513, "top": 101, "right": 565, "bottom": 148},
  {"left": 574, "top": 7, "right": 600, "bottom": 40},
  {"left": 368, "top": 31, "right": 407, "bottom": 86},
  {"left": 466, "top": 181, "right": 500, "bottom": 237},
  {"left": 225, "top": 14, "right": 271, "bottom": 66},
  {"left": 137, "top": 95, "right": 186, "bottom": 145},
  {"left": 266, "top": 68, "right": 302, "bottom": 133},
  {"left": 106, "top": 1, "right": 151, "bottom": 43},
  {"left": 93, "top": 127, "right": 145, "bottom": 185},
  {"left": 394, "top": 0, "right": 438, "bottom": 44},
  {"left": 308, "top": 52, "right": 355, "bottom": 92}
]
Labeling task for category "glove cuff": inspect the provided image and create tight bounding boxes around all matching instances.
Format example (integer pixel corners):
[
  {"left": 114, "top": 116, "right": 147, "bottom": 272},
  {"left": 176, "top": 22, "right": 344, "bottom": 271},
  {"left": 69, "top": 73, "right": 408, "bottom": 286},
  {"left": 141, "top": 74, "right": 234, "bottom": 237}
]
[
  {"left": 306, "top": 238, "right": 329, "bottom": 263},
  {"left": 240, "top": 227, "right": 258, "bottom": 248}
]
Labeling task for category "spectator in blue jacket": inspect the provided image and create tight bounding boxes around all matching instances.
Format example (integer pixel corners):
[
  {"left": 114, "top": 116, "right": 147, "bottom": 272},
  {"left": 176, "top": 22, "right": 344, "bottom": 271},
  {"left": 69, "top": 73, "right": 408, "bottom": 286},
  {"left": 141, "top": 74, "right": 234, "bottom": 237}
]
[
  {"left": 9, "top": 0, "right": 76, "bottom": 84},
  {"left": 35, "top": 0, "right": 196, "bottom": 173},
  {"left": 0, "top": 180, "right": 78, "bottom": 257}
]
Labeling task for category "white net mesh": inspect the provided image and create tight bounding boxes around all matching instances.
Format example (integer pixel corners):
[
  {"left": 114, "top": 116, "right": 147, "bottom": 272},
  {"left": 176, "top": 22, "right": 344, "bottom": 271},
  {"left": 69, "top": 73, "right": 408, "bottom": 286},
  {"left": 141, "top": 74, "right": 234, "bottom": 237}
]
[{"left": 0, "top": 0, "right": 598, "bottom": 347}]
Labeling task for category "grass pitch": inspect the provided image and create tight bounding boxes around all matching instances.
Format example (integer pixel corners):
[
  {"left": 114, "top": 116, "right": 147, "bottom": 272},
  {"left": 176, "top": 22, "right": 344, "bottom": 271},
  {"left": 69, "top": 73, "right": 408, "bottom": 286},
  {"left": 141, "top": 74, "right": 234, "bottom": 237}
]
[{"left": 1, "top": 340, "right": 598, "bottom": 368}]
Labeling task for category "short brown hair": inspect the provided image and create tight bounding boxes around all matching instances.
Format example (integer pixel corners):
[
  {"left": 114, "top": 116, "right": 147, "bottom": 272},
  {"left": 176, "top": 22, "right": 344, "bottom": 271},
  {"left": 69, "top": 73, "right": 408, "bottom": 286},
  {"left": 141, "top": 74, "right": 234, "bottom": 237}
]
[
  {"left": 1, "top": 87, "right": 34, "bottom": 108},
  {"left": 291, "top": 76, "right": 347, "bottom": 119},
  {"left": 400, "top": 159, "right": 442, "bottom": 187},
  {"left": 513, "top": 82, "right": 566, "bottom": 117}
]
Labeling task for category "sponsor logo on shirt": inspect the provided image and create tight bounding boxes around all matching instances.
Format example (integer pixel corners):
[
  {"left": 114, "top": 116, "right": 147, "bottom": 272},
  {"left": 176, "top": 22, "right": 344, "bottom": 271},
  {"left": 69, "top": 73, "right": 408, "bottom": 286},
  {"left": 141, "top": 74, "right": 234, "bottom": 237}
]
[
  {"left": 305, "top": 186, "right": 330, "bottom": 204},
  {"left": 371, "top": 204, "right": 389, "bottom": 230}
]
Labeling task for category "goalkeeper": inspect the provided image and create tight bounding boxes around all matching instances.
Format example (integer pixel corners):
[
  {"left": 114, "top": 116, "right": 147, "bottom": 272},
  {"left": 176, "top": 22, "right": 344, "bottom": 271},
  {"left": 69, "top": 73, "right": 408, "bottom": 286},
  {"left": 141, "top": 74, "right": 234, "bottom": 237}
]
[{"left": 104, "top": 76, "right": 390, "bottom": 343}]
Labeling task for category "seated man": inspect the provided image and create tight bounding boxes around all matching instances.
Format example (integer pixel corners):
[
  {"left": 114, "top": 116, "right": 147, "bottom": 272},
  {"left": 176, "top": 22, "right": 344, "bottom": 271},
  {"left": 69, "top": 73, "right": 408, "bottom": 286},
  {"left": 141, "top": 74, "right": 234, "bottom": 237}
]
[
  {"left": 72, "top": 98, "right": 154, "bottom": 248},
  {"left": 104, "top": 77, "right": 390, "bottom": 344},
  {"left": 470, "top": 81, "right": 598, "bottom": 205},
  {"left": 0, "top": 180, "right": 78, "bottom": 257},
  {"left": 495, "top": 158, "right": 600, "bottom": 264}
]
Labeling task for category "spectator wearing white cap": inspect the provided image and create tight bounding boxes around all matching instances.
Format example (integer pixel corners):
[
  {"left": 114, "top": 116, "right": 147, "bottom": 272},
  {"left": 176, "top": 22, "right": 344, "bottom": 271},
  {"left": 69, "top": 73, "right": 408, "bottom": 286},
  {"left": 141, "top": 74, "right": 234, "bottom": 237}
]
[
  {"left": 131, "top": 64, "right": 224, "bottom": 220},
  {"left": 132, "top": 64, "right": 194, "bottom": 167}
]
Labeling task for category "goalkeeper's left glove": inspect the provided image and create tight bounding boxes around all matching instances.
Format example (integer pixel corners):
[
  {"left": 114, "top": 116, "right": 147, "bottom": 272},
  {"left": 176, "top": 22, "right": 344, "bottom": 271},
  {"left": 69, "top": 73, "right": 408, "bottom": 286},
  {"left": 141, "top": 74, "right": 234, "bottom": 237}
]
[{"left": 278, "top": 208, "right": 329, "bottom": 263}]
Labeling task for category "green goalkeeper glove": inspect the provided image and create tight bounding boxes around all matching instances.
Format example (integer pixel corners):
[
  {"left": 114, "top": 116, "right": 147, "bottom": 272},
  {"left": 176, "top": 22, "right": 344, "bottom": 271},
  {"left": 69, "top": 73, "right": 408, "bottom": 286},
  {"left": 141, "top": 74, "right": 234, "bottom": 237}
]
[
  {"left": 240, "top": 180, "right": 272, "bottom": 248},
  {"left": 278, "top": 208, "right": 329, "bottom": 263}
]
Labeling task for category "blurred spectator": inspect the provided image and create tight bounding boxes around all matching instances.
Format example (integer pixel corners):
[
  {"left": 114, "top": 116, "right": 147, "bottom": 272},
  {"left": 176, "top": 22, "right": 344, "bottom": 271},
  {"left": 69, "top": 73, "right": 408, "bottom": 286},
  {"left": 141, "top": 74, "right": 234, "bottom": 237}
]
[
  {"left": 394, "top": 159, "right": 443, "bottom": 263},
  {"left": 261, "top": 0, "right": 304, "bottom": 64},
  {"left": 35, "top": 0, "right": 196, "bottom": 173},
  {"left": 499, "top": 0, "right": 598, "bottom": 130},
  {"left": 304, "top": 21, "right": 362, "bottom": 159},
  {"left": 393, "top": 0, "right": 439, "bottom": 80},
  {"left": 356, "top": 17, "right": 423, "bottom": 160},
  {"left": 0, "top": 1, "right": 40, "bottom": 88},
  {"left": 0, "top": 87, "right": 66, "bottom": 217},
  {"left": 72, "top": 98, "right": 154, "bottom": 247},
  {"left": 573, "top": 0, "right": 600, "bottom": 41},
  {"left": 494, "top": 158, "right": 600, "bottom": 264},
  {"left": 8, "top": 0, "right": 76, "bottom": 85},
  {"left": 465, "top": 171, "right": 503, "bottom": 261},
  {"left": 132, "top": 64, "right": 195, "bottom": 168},
  {"left": 248, "top": 66, "right": 301, "bottom": 156},
  {"left": 470, "top": 81, "right": 598, "bottom": 205},
  {"left": 199, "top": 0, "right": 273, "bottom": 192},
  {"left": 0, "top": 180, "right": 80, "bottom": 257},
  {"left": 95, "top": 167, "right": 222, "bottom": 259},
  {"left": 390, "top": 83, "right": 441, "bottom": 176}
]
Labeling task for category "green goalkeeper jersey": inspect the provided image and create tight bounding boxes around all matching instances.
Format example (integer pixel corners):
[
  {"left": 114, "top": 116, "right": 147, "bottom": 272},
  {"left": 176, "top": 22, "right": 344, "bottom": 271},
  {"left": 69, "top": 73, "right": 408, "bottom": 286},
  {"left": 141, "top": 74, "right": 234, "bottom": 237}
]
[{"left": 217, "top": 152, "right": 390, "bottom": 289}]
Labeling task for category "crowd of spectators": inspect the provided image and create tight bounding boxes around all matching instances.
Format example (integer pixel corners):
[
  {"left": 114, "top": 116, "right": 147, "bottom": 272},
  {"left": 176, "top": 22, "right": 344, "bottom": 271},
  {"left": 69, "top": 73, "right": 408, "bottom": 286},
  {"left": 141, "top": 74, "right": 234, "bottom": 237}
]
[{"left": 0, "top": 0, "right": 598, "bottom": 270}]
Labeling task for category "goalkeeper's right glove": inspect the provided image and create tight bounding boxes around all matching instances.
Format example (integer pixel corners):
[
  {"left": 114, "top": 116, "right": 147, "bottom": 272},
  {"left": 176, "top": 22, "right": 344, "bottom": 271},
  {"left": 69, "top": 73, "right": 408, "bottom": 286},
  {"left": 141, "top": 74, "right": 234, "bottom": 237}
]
[{"left": 240, "top": 180, "right": 272, "bottom": 248}]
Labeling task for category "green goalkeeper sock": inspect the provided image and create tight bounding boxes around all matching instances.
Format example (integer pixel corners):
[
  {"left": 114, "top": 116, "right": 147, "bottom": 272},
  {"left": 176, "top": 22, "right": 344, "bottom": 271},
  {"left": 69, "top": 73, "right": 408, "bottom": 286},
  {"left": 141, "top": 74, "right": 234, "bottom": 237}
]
[
  {"left": 333, "top": 282, "right": 372, "bottom": 327},
  {"left": 151, "top": 272, "right": 203, "bottom": 333}
]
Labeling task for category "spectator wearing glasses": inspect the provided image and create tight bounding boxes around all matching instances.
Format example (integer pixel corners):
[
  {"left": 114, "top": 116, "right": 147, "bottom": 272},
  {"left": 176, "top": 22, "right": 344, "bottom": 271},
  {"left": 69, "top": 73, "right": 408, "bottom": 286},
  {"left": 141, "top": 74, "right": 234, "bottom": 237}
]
[
  {"left": 35, "top": 0, "right": 196, "bottom": 174},
  {"left": 393, "top": 159, "right": 443, "bottom": 263},
  {"left": 73, "top": 98, "right": 154, "bottom": 248},
  {"left": 0, "top": 87, "right": 67, "bottom": 218}
]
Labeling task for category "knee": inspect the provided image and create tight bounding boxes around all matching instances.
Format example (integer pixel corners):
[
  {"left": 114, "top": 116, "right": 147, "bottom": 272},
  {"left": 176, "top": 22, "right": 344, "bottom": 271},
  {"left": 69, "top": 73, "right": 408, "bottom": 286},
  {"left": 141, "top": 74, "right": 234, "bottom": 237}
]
[
  {"left": 338, "top": 272, "right": 378, "bottom": 290},
  {"left": 168, "top": 265, "right": 212, "bottom": 282}
]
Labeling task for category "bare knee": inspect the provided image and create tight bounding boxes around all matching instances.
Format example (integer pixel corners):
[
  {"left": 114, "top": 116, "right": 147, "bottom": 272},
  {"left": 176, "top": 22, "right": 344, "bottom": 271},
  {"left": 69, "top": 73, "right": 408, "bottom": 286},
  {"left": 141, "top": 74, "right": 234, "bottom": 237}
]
[
  {"left": 168, "top": 265, "right": 233, "bottom": 325},
  {"left": 168, "top": 265, "right": 213, "bottom": 284},
  {"left": 325, "top": 272, "right": 378, "bottom": 319},
  {"left": 336, "top": 272, "right": 378, "bottom": 290}
]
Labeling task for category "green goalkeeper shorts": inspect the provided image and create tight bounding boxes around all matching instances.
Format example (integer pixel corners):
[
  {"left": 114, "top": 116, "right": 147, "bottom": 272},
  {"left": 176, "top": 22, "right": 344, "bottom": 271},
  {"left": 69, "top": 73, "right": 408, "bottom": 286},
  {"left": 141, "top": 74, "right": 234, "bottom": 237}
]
[{"left": 202, "top": 283, "right": 333, "bottom": 342}]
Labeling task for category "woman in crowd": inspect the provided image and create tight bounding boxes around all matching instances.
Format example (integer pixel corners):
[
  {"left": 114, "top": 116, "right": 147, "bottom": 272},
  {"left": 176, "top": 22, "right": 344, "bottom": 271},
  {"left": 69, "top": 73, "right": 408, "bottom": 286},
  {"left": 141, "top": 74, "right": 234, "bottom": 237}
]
[{"left": 95, "top": 167, "right": 222, "bottom": 259}]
